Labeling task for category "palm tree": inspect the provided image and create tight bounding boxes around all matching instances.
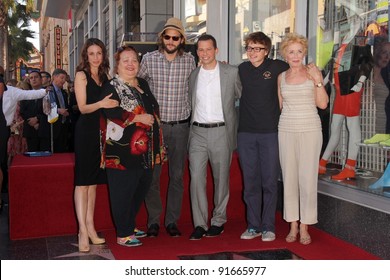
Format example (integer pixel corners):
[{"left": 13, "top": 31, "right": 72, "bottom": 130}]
[
  {"left": 8, "top": 3, "right": 35, "bottom": 63},
  {"left": 0, "top": 0, "right": 15, "bottom": 77},
  {"left": 0, "top": 0, "right": 34, "bottom": 79}
]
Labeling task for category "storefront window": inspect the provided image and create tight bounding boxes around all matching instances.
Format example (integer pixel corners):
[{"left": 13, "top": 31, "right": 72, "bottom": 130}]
[
  {"left": 115, "top": 0, "right": 124, "bottom": 48},
  {"left": 183, "top": 0, "right": 207, "bottom": 43},
  {"left": 230, "top": 0, "right": 293, "bottom": 65},
  {"left": 102, "top": 1, "right": 110, "bottom": 53},
  {"left": 317, "top": 0, "right": 390, "bottom": 196}
]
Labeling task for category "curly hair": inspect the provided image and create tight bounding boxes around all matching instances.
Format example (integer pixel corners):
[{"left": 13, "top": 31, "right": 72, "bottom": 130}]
[
  {"left": 280, "top": 33, "right": 308, "bottom": 59},
  {"left": 76, "top": 38, "right": 110, "bottom": 82},
  {"left": 373, "top": 36, "right": 390, "bottom": 68}
]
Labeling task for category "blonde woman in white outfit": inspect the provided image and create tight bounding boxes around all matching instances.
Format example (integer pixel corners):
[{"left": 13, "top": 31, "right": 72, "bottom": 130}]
[{"left": 277, "top": 33, "right": 328, "bottom": 245}]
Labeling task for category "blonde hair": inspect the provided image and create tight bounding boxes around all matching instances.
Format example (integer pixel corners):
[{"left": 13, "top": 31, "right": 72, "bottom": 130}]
[
  {"left": 16, "top": 81, "right": 32, "bottom": 90},
  {"left": 280, "top": 33, "right": 308, "bottom": 59}
]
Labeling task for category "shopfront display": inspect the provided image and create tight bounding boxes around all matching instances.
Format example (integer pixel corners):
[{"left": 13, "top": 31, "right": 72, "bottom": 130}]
[{"left": 316, "top": 0, "right": 390, "bottom": 196}]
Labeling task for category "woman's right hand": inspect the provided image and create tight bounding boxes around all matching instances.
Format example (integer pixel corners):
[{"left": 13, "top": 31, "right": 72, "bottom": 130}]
[
  {"left": 135, "top": 113, "right": 154, "bottom": 126},
  {"left": 100, "top": 93, "right": 119, "bottom": 108}
]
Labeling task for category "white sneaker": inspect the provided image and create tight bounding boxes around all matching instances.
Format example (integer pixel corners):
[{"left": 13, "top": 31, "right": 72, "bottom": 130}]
[
  {"left": 240, "top": 229, "right": 261, "bottom": 239},
  {"left": 261, "top": 231, "right": 275, "bottom": 241}
]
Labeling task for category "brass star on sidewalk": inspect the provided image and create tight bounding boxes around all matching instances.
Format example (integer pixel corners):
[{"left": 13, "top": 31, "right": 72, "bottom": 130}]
[{"left": 54, "top": 244, "right": 115, "bottom": 260}]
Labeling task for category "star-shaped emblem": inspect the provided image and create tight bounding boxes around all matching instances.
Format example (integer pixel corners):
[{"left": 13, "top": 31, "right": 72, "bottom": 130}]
[{"left": 54, "top": 244, "right": 115, "bottom": 260}]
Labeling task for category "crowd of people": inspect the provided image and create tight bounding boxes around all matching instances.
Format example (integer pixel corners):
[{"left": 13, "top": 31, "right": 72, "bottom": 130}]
[
  {"left": 0, "top": 17, "right": 334, "bottom": 250},
  {"left": 0, "top": 66, "right": 49, "bottom": 212}
]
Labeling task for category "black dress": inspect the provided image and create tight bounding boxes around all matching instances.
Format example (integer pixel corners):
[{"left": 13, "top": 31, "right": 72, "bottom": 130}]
[{"left": 74, "top": 71, "right": 107, "bottom": 186}]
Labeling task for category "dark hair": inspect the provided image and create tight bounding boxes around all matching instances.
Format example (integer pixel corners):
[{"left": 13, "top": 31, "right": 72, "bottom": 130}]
[
  {"left": 196, "top": 34, "right": 217, "bottom": 49},
  {"left": 40, "top": 71, "right": 51, "bottom": 79},
  {"left": 29, "top": 70, "right": 42, "bottom": 78},
  {"left": 52, "top": 68, "right": 67, "bottom": 76},
  {"left": 67, "top": 80, "right": 74, "bottom": 92},
  {"left": 244, "top": 32, "right": 272, "bottom": 57},
  {"left": 113, "top": 45, "right": 140, "bottom": 74},
  {"left": 76, "top": 38, "right": 110, "bottom": 82}
]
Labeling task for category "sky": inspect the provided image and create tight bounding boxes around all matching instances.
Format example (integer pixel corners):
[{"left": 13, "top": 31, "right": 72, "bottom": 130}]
[{"left": 27, "top": 20, "right": 40, "bottom": 49}]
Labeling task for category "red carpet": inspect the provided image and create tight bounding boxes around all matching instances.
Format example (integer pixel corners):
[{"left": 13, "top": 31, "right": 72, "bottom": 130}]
[
  {"left": 100, "top": 153, "right": 379, "bottom": 260},
  {"left": 102, "top": 212, "right": 379, "bottom": 260}
]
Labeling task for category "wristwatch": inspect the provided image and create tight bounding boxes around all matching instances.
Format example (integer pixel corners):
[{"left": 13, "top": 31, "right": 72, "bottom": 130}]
[{"left": 316, "top": 82, "right": 324, "bottom": 88}]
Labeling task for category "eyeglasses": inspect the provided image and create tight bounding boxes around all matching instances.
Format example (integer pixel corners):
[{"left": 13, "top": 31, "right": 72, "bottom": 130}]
[
  {"left": 163, "top": 35, "right": 181, "bottom": 41},
  {"left": 245, "top": 46, "right": 266, "bottom": 52}
]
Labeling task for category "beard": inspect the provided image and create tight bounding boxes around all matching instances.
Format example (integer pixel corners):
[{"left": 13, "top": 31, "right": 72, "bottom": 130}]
[{"left": 162, "top": 41, "right": 181, "bottom": 54}]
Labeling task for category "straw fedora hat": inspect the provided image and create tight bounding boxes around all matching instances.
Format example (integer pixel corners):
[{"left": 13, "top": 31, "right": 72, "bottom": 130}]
[{"left": 158, "top": 17, "right": 186, "bottom": 40}]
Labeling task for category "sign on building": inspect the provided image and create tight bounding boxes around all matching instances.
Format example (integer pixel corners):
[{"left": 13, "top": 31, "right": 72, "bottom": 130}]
[{"left": 54, "top": 26, "right": 62, "bottom": 69}]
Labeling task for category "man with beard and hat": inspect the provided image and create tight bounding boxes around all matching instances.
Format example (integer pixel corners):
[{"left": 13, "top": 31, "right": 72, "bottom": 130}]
[{"left": 138, "top": 17, "right": 196, "bottom": 238}]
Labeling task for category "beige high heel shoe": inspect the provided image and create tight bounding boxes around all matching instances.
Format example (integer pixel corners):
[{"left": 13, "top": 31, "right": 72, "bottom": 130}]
[
  {"left": 88, "top": 232, "right": 106, "bottom": 245},
  {"left": 78, "top": 232, "right": 90, "bottom": 253}
]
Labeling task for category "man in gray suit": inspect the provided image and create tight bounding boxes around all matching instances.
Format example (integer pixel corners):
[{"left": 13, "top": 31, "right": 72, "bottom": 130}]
[{"left": 188, "top": 34, "right": 242, "bottom": 240}]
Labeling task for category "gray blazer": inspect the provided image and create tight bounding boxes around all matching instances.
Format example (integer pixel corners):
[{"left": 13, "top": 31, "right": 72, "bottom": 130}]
[{"left": 189, "top": 61, "right": 242, "bottom": 151}]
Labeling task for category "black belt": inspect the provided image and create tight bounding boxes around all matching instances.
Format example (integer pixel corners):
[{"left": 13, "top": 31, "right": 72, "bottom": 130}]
[
  {"left": 161, "top": 119, "right": 189, "bottom": 125},
  {"left": 192, "top": 121, "right": 225, "bottom": 128}
]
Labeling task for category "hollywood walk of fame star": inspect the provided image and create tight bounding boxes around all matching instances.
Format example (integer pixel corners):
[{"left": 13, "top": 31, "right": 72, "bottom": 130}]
[{"left": 54, "top": 244, "right": 115, "bottom": 260}]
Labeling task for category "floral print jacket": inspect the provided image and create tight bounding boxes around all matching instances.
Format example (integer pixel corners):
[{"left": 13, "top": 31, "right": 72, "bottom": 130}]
[{"left": 100, "top": 75, "right": 165, "bottom": 170}]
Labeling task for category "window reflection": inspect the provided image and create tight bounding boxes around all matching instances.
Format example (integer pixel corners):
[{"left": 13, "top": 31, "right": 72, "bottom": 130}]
[
  {"left": 231, "top": 0, "right": 293, "bottom": 65},
  {"left": 373, "top": 36, "right": 390, "bottom": 134},
  {"left": 184, "top": 0, "right": 207, "bottom": 43},
  {"left": 317, "top": 0, "right": 390, "bottom": 177}
]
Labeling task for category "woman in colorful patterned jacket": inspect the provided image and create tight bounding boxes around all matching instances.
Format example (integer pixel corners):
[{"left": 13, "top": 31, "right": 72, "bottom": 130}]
[{"left": 100, "top": 46, "right": 165, "bottom": 247}]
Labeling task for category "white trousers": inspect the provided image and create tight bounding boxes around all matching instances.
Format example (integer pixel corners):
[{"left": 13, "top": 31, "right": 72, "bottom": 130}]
[{"left": 279, "top": 130, "right": 322, "bottom": 224}]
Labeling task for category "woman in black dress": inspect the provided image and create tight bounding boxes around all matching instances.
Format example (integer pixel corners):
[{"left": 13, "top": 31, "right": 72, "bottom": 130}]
[{"left": 73, "top": 38, "right": 118, "bottom": 252}]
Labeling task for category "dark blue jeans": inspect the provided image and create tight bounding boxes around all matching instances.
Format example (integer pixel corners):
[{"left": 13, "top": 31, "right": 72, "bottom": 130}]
[{"left": 237, "top": 132, "right": 280, "bottom": 233}]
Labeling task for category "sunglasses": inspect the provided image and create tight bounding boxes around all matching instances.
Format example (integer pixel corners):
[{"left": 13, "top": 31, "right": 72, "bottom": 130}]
[{"left": 163, "top": 35, "right": 181, "bottom": 41}]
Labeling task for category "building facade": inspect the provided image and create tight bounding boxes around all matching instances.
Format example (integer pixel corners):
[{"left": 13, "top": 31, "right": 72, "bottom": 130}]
[{"left": 35, "top": 0, "right": 390, "bottom": 217}]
